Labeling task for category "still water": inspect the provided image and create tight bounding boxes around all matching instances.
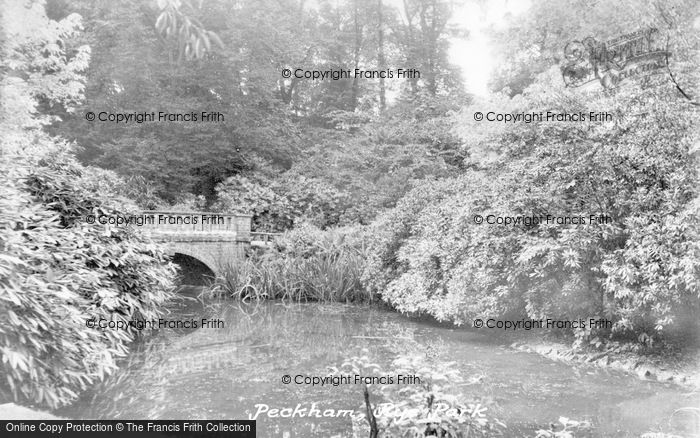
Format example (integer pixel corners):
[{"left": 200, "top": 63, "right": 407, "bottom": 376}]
[{"left": 59, "top": 288, "right": 698, "bottom": 437}]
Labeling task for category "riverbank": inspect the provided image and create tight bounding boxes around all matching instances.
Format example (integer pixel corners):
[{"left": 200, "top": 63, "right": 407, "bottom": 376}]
[
  {"left": 392, "top": 307, "right": 700, "bottom": 389},
  {"left": 510, "top": 340, "right": 700, "bottom": 389}
]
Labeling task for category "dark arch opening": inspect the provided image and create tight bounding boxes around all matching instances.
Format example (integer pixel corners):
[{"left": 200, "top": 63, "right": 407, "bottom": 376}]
[{"left": 172, "top": 253, "right": 215, "bottom": 286}]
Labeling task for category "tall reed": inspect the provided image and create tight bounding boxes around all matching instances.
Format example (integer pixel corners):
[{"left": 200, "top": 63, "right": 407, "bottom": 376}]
[{"left": 212, "top": 223, "right": 374, "bottom": 303}]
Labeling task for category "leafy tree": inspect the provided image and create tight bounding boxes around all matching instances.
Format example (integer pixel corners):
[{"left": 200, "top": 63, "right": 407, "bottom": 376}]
[
  {"left": 44, "top": 0, "right": 466, "bottom": 207},
  {"left": 393, "top": 0, "right": 462, "bottom": 95}
]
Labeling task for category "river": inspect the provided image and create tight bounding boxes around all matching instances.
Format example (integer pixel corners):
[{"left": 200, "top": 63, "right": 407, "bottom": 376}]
[{"left": 58, "top": 287, "right": 698, "bottom": 437}]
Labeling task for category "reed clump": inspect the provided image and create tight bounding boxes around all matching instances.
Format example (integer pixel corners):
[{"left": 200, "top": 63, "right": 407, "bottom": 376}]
[{"left": 213, "top": 222, "right": 373, "bottom": 303}]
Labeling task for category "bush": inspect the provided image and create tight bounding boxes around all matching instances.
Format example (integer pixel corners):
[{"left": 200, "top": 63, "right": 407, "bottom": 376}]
[
  {"left": 213, "top": 171, "right": 353, "bottom": 232},
  {"left": 364, "top": 73, "right": 700, "bottom": 346},
  {"left": 0, "top": 150, "right": 176, "bottom": 408}
]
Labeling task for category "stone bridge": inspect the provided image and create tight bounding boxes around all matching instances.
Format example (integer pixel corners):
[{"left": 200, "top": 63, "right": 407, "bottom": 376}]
[{"left": 138, "top": 211, "right": 264, "bottom": 276}]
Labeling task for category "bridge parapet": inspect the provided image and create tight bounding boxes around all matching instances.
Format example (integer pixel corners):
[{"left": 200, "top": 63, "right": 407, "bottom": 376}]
[{"left": 140, "top": 211, "right": 252, "bottom": 240}]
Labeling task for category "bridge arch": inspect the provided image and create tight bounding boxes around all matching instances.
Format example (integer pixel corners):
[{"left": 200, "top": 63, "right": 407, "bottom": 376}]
[
  {"left": 168, "top": 244, "right": 218, "bottom": 271},
  {"left": 171, "top": 251, "right": 216, "bottom": 283}
]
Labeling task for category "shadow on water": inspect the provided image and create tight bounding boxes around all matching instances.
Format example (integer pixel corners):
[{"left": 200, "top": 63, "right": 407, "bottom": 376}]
[{"left": 58, "top": 292, "right": 700, "bottom": 437}]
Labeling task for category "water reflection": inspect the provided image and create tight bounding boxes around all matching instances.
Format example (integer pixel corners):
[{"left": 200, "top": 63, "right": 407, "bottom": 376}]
[{"left": 58, "top": 291, "right": 699, "bottom": 437}]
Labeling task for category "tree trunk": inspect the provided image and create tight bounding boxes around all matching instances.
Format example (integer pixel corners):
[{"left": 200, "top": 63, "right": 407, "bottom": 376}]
[
  {"left": 377, "top": 0, "right": 386, "bottom": 111},
  {"left": 351, "top": 0, "right": 363, "bottom": 110}
]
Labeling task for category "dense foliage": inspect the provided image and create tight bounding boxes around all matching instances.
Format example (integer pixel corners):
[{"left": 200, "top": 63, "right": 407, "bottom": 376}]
[
  {"left": 0, "top": 152, "right": 176, "bottom": 408},
  {"left": 0, "top": 2, "right": 176, "bottom": 408},
  {"left": 213, "top": 170, "right": 354, "bottom": 232},
  {"left": 212, "top": 97, "right": 463, "bottom": 231},
  {"left": 364, "top": 73, "right": 700, "bottom": 346}
]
